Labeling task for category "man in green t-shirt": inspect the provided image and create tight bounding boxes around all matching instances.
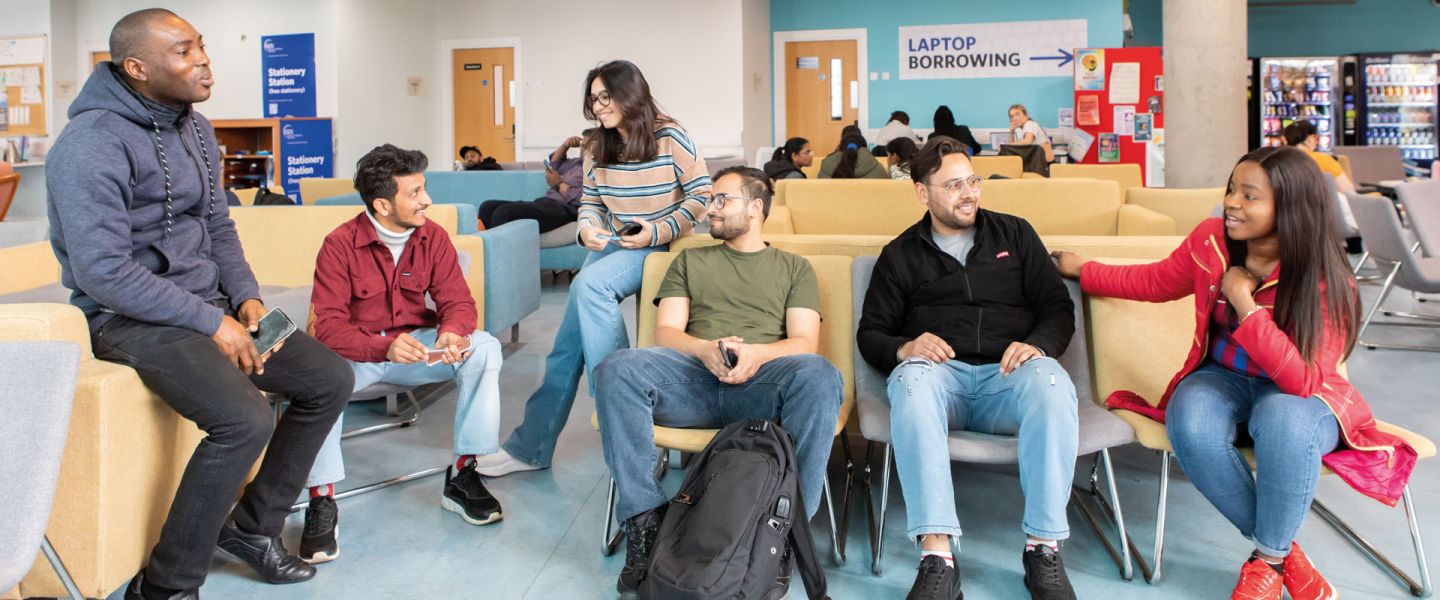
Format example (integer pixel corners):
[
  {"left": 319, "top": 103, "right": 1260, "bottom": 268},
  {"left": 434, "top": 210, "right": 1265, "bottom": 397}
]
[{"left": 594, "top": 167, "right": 844, "bottom": 598}]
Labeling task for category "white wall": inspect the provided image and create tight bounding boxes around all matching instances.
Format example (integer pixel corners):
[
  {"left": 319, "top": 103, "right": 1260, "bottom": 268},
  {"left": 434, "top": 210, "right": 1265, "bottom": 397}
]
[
  {"left": 429, "top": 0, "right": 755, "bottom": 160},
  {"left": 334, "top": 0, "right": 437, "bottom": 175},
  {"left": 741, "top": 0, "right": 772, "bottom": 159}
]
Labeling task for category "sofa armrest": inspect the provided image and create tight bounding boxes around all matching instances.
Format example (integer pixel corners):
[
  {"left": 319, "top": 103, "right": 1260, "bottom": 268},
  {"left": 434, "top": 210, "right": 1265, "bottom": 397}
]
[
  {"left": 452, "top": 204, "right": 479, "bottom": 235},
  {"left": 1117, "top": 204, "right": 1177, "bottom": 236},
  {"left": 473, "top": 220, "right": 541, "bottom": 338},
  {"left": 762, "top": 206, "right": 795, "bottom": 234},
  {"left": 0, "top": 242, "right": 60, "bottom": 295},
  {"left": 0, "top": 304, "right": 92, "bottom": 355},
  {"left": 449, "top": 236, "right": 488, "bottom": 332}
]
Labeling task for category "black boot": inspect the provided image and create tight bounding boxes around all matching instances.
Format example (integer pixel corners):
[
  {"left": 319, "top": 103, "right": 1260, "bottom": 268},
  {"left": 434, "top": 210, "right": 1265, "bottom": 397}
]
[
  {"left": 216, "top": 519, "right": 316, "bottom": 584},
  {"left": 123, "top": 569, "right": 199, "bottom": 600},
  {"left": 616, "top": 505, "right": 666, "bottom": 599}
]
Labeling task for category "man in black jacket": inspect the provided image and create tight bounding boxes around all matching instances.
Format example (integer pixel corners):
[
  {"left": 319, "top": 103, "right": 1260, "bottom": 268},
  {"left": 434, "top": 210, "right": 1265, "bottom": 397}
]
[{"left": 857, "top": 136, "right": 1079, "bottom": 600}]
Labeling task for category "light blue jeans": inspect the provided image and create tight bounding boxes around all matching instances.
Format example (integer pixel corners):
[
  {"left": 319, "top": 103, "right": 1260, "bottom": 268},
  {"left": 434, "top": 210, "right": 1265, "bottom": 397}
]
[
  {"left": 594, "top": 348, "right": 843, "bottom": 521},
  {"left": 884, "top": 357, "right": 1079, "bottom": 543},
  {"left": 305, "top": 328, "right": 503, "bottom": 488},
  {"left": 502, "top": 242, "right": 666, "bottom": 468},
  {"left": 1167, "top": 363, "right": 1340, "bottom": 557}
]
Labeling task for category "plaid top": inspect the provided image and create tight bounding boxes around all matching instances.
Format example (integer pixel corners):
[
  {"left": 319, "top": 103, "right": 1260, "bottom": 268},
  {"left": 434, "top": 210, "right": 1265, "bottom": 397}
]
[
  {"left": 1209, "top": 274, "right": 1278, "bottom": 377},
  {"left": 577, "top": 123, "right": 712, "bottom": 246}
]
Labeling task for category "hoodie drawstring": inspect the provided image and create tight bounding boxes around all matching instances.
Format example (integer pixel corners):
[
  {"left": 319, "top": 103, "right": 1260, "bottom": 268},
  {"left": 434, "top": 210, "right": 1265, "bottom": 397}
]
[{"left": 144, "top": 113, "right": 217, "bottom": 246}]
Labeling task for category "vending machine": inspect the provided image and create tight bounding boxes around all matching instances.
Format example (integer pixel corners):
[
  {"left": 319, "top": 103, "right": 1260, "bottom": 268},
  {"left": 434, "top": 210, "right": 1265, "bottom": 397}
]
[
  {"left": 1257, "top": 57, "right": 1342, "bottom": 151},
  {"left": 1359, "top": 52, "right": 1439, "bottom": 165}
]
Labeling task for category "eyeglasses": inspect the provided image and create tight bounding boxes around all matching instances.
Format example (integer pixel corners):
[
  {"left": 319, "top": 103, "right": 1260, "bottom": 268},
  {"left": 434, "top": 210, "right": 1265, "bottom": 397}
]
[
  {"left": 587, "top": 90, "right": 612, "bottom": 108},
  {"left": 927, "top": 175, "right": 983, "bottom": 197},
  {"left": 710, "top": 193, "right": 760, "bottom": 210}
]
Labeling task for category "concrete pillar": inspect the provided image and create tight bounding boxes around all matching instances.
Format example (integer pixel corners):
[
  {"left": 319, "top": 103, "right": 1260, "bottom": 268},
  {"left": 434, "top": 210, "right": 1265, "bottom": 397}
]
[{"left": 1163, "top": 0, "right": 1248, "bottom": 188}]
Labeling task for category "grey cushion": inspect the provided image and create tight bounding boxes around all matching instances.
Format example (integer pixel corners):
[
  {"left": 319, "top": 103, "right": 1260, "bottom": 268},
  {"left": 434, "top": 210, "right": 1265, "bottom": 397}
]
[
  {"left": 0, "top": 282, "right": 71, "bottom": 304},
  {"left": 539, "top": 222, "right": 579, "bottom": 249},
  {"left": 849, "top": 256, "right": 1134, "bottom": 463},
  {"left": 0, "top": 220, "right": 49, "bottom": 249},
  {"left": 0, "top": 342, "right": 81, "bottom": 592}
]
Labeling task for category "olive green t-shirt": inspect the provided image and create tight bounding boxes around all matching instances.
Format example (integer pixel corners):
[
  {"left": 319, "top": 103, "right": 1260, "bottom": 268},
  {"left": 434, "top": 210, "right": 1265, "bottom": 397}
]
[{"left": 656, "top": 244, "right": 821, "bottom": 344}]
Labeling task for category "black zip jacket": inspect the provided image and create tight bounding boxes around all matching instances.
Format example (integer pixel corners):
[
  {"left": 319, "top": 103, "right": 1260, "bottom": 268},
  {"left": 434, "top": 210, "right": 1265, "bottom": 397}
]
[{"left": 857, "top": 210, "right": 1075, "bottom": 374}]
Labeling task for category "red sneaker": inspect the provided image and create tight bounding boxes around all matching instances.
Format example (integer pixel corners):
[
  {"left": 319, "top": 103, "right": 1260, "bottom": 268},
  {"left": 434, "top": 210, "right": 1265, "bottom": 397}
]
[
  {"left": 1283, "top": 543, "right": 1338, "bottom": 600},
  {"left": 1231, "top": 557, "right": 1283, "bottom": 600}
]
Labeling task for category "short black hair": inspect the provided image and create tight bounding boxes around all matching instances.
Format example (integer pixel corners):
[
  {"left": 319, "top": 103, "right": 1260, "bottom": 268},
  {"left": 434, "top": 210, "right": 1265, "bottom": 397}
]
[
  {"left": 458, "top": 145, "right": 481, "bottom": 159},
  {"left": 1283, "top": 120, "right": 1318, "bottom": 146},
  {"left": 909, "top": 135, "right": 970, "bottom": 185},
  {"left": 354, "top": 144, "right": 429, "bottom": 215},
  {"left": 109, "top": 8, "right": 180, "bottom": 62},
  {"left": 713, "top": 166, "right": 774, "bottom": 218},
  {"left": 890, "top": 111, "right": 910, "bottom": 125}
]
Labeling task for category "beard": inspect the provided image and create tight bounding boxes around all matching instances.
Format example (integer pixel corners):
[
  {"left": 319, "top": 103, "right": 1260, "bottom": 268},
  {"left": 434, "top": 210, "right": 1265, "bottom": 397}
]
[
  {"left": 709, "top": 216, "right": 751, "bottom": 241},
  {"left": 931, "top": 203, "right": 977, "bottom": 231}
]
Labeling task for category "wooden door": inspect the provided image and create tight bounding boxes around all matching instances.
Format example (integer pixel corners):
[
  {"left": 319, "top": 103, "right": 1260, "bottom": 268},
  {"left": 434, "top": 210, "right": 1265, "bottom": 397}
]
[
  {"left": 452, "top": 47, "right": 516, "bottom": 163},
  {"left": 91, "top": 51, "right": 111, "bottom": 70},
  {"left": 785, "top": 40, "right": 858, "bottom": 156}
]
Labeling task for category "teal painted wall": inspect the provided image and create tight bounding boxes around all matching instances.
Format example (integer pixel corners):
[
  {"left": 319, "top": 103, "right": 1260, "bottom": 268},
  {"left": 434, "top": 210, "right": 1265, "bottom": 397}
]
[
  {"left": 1125, "top": 0, "right": 1440, "bottom": 57},
  {"left": 771, "top": 0, "right": 1124, "bottom": 133}
]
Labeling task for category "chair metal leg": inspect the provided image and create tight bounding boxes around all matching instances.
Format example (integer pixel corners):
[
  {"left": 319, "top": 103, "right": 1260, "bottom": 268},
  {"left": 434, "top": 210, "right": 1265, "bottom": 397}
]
[
  {"left": 511, "top": 323, "right": 520, "bottom": 344},
  {"left": 835, "top": 434, "right": 856, "bottom": 563},
  {"left": 1131, "top": 450, "right": 1170, "bottom": 585},
  {"left": 865, "top": 442, "right": 894, "bottom": 576},
  {"left": 1069, "top": 449, "right": 1137, "bottom": 581},
  {"left": 40, "top": 535, "right": 83, "bottom": 600},
  {"left": 342, "top": 392, "right": 421, "bottom": 440},
  {"left": 1310, "top": 485, "right": 1431, "bottom": 597},
  {"left": 290, "top": 465, "right": 448, "bottom": 512},
  {"left": 822, "top": 477, "right": 845, "bottom": 565},
  {"left": 602, "top": 477, "right": 623, "bottom": 556},
  {"left": 1381, "top": 310, "right": 1440, "bottom": 323},
  {"left": 1354, "top": 250, "right": 1371, "bottom": 276}
]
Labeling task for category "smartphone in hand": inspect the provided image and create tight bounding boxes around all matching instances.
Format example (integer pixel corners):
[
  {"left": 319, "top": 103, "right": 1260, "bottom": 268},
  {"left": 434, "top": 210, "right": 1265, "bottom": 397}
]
[
  {"left": 252, "top": 308, "right": 298, "bottom": 356},
  {"left": 426, "top": 336, "right": 474, "bottom": 366},
  {"left": 618, "top": 221, "right": 644, "bottom": 237},
  {"left": 718, "top": 341, "right": 738, "bottom": 369}
]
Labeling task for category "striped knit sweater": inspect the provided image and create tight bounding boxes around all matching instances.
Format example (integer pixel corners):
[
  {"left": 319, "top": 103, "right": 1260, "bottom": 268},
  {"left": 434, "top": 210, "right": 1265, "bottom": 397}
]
[{"left": 577, "top": 123, "right": 712, "bottom": 246}]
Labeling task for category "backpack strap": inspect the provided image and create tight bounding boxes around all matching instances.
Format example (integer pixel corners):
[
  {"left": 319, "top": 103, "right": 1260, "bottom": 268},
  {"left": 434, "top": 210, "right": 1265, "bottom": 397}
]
[{"left": 787, "top": 499, "right": 830, "bottom": 600}]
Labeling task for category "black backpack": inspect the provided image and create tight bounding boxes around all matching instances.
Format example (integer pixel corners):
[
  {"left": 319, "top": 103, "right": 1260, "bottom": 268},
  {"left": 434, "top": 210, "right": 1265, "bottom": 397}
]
[
  {"left": 640, "top": 419, "right": 830, "bottom": 600},
  {"left": 254, "top": 189, "right": 296, "bottom": 205}
]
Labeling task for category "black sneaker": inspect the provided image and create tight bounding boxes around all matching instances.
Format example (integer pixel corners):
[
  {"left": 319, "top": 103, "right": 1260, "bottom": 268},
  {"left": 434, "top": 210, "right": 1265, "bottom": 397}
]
[
  {"left": 215, "top": 519, "right": 316, "bottom": 584},
  {"left": 907, "top": 554, "right": 963, "bottom": 600},
  {"left": 764, "top": 544, "right": 793, "bottom": 600},
  {"left": 442, "top": 463, "right": 503, "bottom": 525},
  {"left": 123, "top": 569, "right": 198, "bottom": 600},
  {"left": 1022, "top": 544, "right": 1077, "bottom": 600},
  {"left": 617, "top": 505, "right": 666, "bottom": 599},
  {"left": 299, "top": 495, "right": 339, "bottom": 564}
]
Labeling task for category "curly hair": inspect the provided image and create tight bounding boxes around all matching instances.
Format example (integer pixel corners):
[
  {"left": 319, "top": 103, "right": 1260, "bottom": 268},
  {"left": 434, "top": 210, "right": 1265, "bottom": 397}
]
[{"left": 353, "top": 144, "right": 428, "bottom": 215}]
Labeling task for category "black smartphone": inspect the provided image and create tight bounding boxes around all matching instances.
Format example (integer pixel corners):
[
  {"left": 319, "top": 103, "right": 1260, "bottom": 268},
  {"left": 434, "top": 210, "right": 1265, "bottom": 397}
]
[
  {"left": 618, "top": 221, "right": 644, "bottom": 237},
  {"left": 252, "top": 307, "right": 298, "bottom": 356},
  {"left": 718, "top": 341, "right": 738, "bottom": 369}
]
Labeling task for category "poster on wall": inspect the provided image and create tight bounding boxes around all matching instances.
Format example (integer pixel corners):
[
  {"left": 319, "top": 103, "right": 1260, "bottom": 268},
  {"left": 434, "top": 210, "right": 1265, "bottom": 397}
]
[
  {"left": 1108, "top": 62, "right": 1141, "bottom": 104},
  {"left": 1114, "top": 106, "right": 1136, "bottom": 136},
  {"left": 1098, "top": 133, "right": 1120, "bottom": 163},
  {"left": 1068, "top": 128, "right": 1095, "bottom": 162},
  {"left": 1076, "top": 95, "right": 1100, "bottom": 126},
  {"left": 897, "top": 19, "right": 1087, "bottom": 80},
  {"left": 261, "top": 33, "right": 317, "bottom": 118},
  {"left": 278, "top": 119, "right": 333, "bottom": 203},
  {"left": 1075, "top": 49, "right": 1105, "bottom": 90},
  {"left": 1058, "top": 108, "right": 1074, "bottom": 128},
  {"left": 1134, "top": 113, "right": 1153, "bottom": 141},
  {"left": 1147, "top": 129, "right": 1165, "bottom": 187}
]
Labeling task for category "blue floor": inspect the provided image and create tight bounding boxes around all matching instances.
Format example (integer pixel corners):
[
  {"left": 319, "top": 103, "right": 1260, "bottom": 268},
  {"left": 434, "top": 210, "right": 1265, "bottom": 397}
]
[{"left": 130, "top": 269, "right": 1440, "bottom": 600}]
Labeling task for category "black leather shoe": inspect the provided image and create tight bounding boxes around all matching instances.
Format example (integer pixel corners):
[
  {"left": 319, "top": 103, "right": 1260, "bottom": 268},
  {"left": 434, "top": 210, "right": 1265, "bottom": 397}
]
[
  {"left": 123, "top": 569, "right": 199, "bottom": 600},
  {"left": 216, "top": 520, "right": 316, "bottom": 584}
]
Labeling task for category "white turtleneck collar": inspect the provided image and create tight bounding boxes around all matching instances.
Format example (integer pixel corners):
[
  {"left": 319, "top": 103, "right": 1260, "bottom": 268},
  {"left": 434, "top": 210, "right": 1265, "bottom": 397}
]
[{"left": 365, "top": 210, "right": 414, "bottom": 266}]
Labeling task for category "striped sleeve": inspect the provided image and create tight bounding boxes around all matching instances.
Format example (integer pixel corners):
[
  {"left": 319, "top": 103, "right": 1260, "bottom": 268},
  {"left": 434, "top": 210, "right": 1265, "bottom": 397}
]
[
  {"left": 653, "top": 127, "right": 711, "bottom": 246},
  {"left": 576, "top": 153, "right": 606, "bottom": 242}
]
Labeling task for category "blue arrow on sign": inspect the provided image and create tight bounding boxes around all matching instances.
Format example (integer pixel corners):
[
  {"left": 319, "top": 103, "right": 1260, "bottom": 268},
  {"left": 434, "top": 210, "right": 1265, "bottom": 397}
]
[{"left": 1030, "top": 48, "right": 1075, "bottom": 68}]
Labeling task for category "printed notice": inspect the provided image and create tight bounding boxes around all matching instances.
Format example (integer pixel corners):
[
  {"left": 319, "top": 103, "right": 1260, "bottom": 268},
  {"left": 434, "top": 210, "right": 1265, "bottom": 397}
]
[
  {"left": 1114, "top": 106, "right": 1136, "bottom": 136},
  {"left": 1109, "top": 62, "right": 1140, "bottom": 104}
]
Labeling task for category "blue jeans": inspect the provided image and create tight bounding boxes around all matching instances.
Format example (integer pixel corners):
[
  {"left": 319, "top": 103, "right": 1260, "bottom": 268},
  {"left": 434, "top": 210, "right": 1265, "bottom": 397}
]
[
  {"left": 594, "top": 347, "right": 843, "bottom": 522},
  {"left": 885, "top": 357, "right": 1079, "bottom": 543},
  {"left": 501, "top": 242, "right": 664, "bottom": 468},
  {"left": 1167, "top": 363, "right": 1340, "bottom": 557},
  {"left": 306, "top": 328, "right": 503, "bottom": 488}
]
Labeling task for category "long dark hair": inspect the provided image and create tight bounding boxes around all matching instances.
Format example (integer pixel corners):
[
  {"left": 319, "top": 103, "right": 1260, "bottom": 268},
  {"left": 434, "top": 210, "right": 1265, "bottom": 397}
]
[
  {"left": 933, "top": 105, "right": 957, "bottom": 130},
  {"left": 1226, "top": 146, "right": 1360, "bottom": 363},
  {"left": 772, "top": 137, "right": 809, "bottom": 163},
  {"left": 582, "top": 60, "right": 670, "bottom": 165},
  {"left": 885, "top": 137, "right": 918, "bottom": 167},
  {"left": 831, "top": 125, "right": 868, "bottom": 179}
]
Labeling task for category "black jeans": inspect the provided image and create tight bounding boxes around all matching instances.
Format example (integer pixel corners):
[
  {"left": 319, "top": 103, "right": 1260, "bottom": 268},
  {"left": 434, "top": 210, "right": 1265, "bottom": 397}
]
[
  {"left": 91, "top": 308, "right": 352, "bottom": 590},
  {"left": 478, "top": 198, "right": 575, "bottom": 232}
]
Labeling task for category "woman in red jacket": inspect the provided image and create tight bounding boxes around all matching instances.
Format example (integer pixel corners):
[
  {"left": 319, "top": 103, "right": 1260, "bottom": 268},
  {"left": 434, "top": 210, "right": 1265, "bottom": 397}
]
[{"left": 1055, "top": 146, "right": 1414, "bottom": 600}]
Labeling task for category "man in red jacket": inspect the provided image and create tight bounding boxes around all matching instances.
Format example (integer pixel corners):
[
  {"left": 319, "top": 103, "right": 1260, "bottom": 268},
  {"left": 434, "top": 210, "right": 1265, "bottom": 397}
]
[{"left": 301, "top": 144, "right": 505, "bottom": 564}]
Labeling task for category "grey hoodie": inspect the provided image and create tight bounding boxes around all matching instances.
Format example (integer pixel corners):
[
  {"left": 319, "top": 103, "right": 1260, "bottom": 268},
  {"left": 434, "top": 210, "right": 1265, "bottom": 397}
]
[{"left": 47, "top": 62, "right": 259, "bottom": 335}]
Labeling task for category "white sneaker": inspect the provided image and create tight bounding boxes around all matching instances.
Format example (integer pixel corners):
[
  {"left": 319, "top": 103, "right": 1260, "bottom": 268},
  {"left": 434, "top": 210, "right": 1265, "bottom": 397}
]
[{"left": 471, "top": 449, "right": 542, "bottom": 477}]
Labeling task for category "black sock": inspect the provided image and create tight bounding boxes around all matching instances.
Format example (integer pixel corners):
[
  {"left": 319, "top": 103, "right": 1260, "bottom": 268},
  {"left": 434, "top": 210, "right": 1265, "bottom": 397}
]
[{"left": 1251, "top": 551, "right": 1284, "bottom": 575}]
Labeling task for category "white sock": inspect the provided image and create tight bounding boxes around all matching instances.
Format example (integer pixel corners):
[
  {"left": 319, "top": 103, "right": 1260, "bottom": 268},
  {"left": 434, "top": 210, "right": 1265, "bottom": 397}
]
[
  {"left": 921, "top": 549, "right": 954, "bottom": 567},
  {"left": 1027, "top": 538, "right": 1059, "bottom": 551}
]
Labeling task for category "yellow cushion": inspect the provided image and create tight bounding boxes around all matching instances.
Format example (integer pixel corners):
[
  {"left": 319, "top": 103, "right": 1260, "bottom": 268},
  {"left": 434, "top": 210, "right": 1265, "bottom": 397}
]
[
  {"left": 982, "top": 178, "right": 1124, "bottom": 235},
  {"left": 801, "top": 163, "right": 821, "bottom": 180},
  {"left": 0, "top": 304, "right": 93, "bottom": 355},
  {"left": 0, "top": 241, "right": 60, "bottom": 295},
  {"left": 229, "top": 205, "right": 460, "bottom": 287},
  {"left": 674, "top": 234, "right": 1183, "bottom": 261},
  {"left": 298, "top": 177, "right": 357, "bottom": 203},
  {"left": 1117, "top": 204, "right": 1179, "bottom": 235},
  {"left": 763, "top": 205, "right": 795, "bottom": 235},
  {"left": 1083, "top": 258, "right": 1194, "bottom": 410},
  {"left": 229, "top": 186, "right": 283, "bottom": 206},
  {"left": 1050, "top": 163, "right": 1144, "bottom": 194},
  {"left": 1126, "top": 187, "right": 1224, "bottom": 235},
  {"left": 784, "top": 180, "right": 924, "bottom": 235},
  {"left": 970, "top": 155, "right": 1023, "bottom": 179},
  {"left": 1045, "top": 235, "right": 1183, "bottom": 260}
]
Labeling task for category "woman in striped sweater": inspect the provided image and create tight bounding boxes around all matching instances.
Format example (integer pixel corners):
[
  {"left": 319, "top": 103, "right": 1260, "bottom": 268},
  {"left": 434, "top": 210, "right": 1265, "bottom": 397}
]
[{"left": 475, "top": 60, "right": 713, "bottom": 476}]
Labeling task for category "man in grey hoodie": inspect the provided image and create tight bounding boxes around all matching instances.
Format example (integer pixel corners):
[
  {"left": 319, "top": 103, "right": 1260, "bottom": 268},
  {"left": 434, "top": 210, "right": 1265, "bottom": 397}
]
[{"left": 46, "top": 10, "right": 352, "bottom": 599}]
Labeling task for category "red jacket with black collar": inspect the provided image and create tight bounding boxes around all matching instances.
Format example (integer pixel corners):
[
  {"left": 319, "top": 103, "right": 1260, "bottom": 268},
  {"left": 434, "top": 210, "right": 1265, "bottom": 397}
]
[{"left": 1080, "top": 218, "right": 1415, "bottom": 506}]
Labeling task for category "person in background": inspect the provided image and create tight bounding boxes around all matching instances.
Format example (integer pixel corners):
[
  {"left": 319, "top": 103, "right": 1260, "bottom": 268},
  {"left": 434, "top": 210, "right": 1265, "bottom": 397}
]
[
  {"left": 885, "top": 136, "right": 918, "bottom": 180},
  {"left": 1283, "top": 120, "right": 1362, "bottom": 253},
  {"left": 454, "top": 145, "right": 502, "bottom": 171},
  {"left": 477, "top": 132, "right": 589, "bottom": 232},
  {"left": 1054, "top": 146, "right": 1415, "bottom": 600},
  {"left": 472, "top": 59, "right": 712, "bottom": 478},
  {"left": 300, "top": 144, "right": 506, "bottom": 565},
  {"left": 48, "top": 9, "right": 352, "bottom": 597},
  {"left": 594, "top": 166, "right": 842, "bottom": 598},
  {"left": 875, "top": 110, "right": 920, "bottom": 147},
  {"left": 763, "top": 136, "right": 812, "bottom": 181},
  {"left": 929, "top": 105, "right": 982, "bottom": 156},
  {"left": 819, "top": 125, "right": 887, "bottom": 179},
  {"left": 1008, "top": 104, "right": 1054, "bottom": 162}
]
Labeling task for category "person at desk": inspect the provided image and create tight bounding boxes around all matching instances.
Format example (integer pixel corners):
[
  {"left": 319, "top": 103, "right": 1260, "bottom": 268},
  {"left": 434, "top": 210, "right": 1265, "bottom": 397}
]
[
  {"left": 818, "top": 125, "right": 887, "bottom": 179},
  {"left": 928, "top": 105, "right": 981, "bottom": 156},
  {"left": 1008, "top": 104, "right": 1053, "bottom": 163}
]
